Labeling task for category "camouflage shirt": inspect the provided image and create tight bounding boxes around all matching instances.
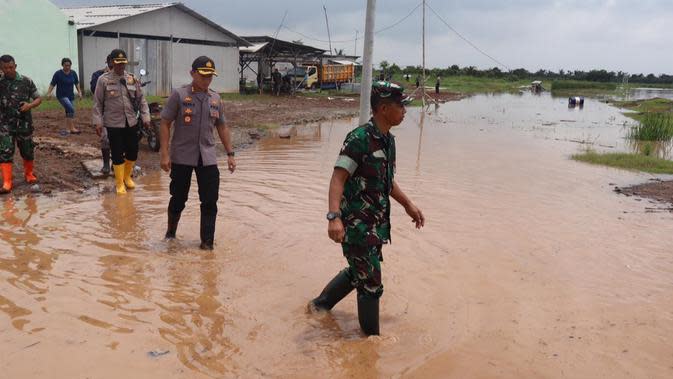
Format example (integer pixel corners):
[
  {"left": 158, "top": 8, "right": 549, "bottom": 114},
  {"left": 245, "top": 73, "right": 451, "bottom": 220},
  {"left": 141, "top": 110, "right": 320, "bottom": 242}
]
[
  {"left": 335, "top": 119, "right": 396, "bottom": 246},
  {"left": 0, "top": 73, "right": 39, "bottom": 133}
]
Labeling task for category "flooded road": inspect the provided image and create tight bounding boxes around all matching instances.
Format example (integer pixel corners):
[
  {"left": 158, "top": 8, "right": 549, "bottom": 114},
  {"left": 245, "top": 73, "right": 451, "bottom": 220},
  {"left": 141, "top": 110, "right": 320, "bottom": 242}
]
[{"left": 2, "top": 93, "right": 673, "bottom": 378}]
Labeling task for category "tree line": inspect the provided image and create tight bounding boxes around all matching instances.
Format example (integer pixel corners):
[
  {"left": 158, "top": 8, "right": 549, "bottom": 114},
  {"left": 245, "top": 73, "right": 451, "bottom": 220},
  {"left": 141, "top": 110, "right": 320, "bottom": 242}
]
[{"left": 378, "top": 61, "right": 673, "bottom": 84}]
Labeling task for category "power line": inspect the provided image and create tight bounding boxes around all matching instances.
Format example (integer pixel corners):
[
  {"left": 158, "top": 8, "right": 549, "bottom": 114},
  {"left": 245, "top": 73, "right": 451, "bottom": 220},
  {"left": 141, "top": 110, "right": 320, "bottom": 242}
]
[
  {"left": 426, "top": 2, "right": 511, "bottom": 71},
  {"left": 281, "top": 1, "right": 423, "bottom": 45}
]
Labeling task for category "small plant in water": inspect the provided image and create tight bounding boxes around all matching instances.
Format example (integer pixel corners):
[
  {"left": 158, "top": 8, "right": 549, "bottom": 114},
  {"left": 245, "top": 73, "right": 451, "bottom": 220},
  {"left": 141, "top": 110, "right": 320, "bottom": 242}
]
[
  {"left": 641, "top": 142, "right": 653, "bottom": 156},
  {"left": 628, "top": 113, "right": 673, "bottom": 141}
]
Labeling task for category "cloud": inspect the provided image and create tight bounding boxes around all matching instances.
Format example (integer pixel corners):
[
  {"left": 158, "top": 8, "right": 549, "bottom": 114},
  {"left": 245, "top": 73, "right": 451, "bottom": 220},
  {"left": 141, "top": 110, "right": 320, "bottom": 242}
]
[{"left": 52, "top": 0, "right": 673, "bottom": 74}]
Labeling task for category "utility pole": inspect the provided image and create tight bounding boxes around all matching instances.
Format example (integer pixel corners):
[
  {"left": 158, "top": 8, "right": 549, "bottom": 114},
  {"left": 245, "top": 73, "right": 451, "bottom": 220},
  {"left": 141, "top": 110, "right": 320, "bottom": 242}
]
[
  {"left": 359, "top": 0, "right": 376, "bottom": 125},
  {"left": 355, "top": 29, "right": 359, "bottom": 57},
  {"left": 421, "top": 0, "right": 426, "bottom": 107},
  {"left": 323, "top": 5, "right": 333, "bottom": 55}
]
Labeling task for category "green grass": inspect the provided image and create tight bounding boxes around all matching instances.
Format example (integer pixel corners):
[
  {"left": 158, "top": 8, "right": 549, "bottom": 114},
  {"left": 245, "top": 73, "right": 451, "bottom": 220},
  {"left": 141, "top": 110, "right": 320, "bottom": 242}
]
[
  {"left": 550, "top": 80, "right": 618, "bottom": 96},
  {"left": 551, "top": 80, "right": 617, "bottom": 91},
  {"left": 613, "top": 98, "right": 673, "bottom": 113},
  {"left": 627, "top": 112, "right": 673, "bottom": 141},
  {"left": 572, "top": 150, "right": 673, "bottom": 174},
  {"left": 34, "top": 95, "right": 164, "bottom": 112},
  {"left": 391, "top": 74, "right": 535, "bottom": 94}
]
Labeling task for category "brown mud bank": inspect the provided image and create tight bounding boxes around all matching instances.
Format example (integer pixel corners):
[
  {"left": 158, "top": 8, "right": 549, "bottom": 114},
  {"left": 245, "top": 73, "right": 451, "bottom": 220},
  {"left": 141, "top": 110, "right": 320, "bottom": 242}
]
[
  {"left": 4, "top": 95, "right": 363, "bottom": 198},
  {"left": 615, "top": 178, "right": 673, "bottom": 210}
]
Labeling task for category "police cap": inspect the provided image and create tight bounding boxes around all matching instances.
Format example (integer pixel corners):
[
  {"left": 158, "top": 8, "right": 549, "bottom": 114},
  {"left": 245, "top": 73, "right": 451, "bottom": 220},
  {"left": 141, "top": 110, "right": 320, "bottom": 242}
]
[{"left": 192, "top": 56, "right": 218, "bottom": 76}]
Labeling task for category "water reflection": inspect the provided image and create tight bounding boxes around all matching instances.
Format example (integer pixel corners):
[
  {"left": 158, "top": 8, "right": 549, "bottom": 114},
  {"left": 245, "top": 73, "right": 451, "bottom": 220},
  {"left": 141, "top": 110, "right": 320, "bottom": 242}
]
[
  {"left": 628, "top": 139, "right": 673, "bottom": 159},
  {"left": 158, "top": 259, "right": 235, "bottom": 377},
  {"left": 2, "top": 92, "right": 673, "bottom": 378},
  {"left": 0, "top": 196, "right": 52, "bottom": 333}
]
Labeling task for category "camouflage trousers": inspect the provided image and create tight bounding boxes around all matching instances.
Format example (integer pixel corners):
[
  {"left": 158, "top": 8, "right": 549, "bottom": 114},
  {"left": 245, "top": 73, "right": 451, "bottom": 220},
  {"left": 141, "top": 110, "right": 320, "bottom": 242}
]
[
  {"left": 0, "top": 130, "right": 34, "bottom": 163},
  {"left": 342, "top": 243, "right": 384, "bottom": 298}
]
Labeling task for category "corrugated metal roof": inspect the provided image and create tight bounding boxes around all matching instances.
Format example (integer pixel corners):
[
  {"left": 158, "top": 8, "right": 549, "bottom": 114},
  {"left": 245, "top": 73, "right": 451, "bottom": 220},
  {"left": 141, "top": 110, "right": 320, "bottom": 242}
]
[
  {"left": 61, "top": 3, "right": 175, "bottom": 29},
  {"left": 61, "top": 2, "right": 250, "bottom": 46},
  {"left": 240, "top": 42, "right": 269, "bottom": 54},
  {"left": 329, "top": 59, "right": 360, "bottom": 66}
]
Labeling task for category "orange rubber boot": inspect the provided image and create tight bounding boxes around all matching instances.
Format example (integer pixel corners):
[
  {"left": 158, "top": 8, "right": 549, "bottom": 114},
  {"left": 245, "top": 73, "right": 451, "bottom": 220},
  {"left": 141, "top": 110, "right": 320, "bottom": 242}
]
[
  {"left": 0, "top": 163, "right": 13, "bottom": 194},
  {"left": 23, "top": 160, "right": 37, "bottom": 183}
]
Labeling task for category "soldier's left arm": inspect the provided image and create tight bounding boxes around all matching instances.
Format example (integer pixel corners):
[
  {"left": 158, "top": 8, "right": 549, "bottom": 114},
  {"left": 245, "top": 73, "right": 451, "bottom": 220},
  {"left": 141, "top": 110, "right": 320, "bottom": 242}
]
[
  {"left": 391, "top": 180, "right": 425, "bottom": 228},
  {"left": 20, "top": 79, "right": 41, "bottom": 112}
]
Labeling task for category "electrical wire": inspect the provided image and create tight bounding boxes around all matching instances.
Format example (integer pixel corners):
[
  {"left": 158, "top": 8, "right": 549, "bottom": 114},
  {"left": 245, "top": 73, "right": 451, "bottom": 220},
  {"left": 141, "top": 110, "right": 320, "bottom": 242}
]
[
  {"left": 281, "top": 1, "right": 423, "bottom": 44},
  {"left": 426, "top": 2, "right": 511, "bottom": 71}
]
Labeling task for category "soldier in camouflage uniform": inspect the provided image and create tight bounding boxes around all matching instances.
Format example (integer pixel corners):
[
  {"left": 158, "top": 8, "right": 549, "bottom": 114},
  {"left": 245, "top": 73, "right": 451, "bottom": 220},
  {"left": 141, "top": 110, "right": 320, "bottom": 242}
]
[
  {"left": 0, "top": 55, "right": 42, "bottom": 194},
  {"left": 309, "top": 81, "right": 425, "bottom": 335}
]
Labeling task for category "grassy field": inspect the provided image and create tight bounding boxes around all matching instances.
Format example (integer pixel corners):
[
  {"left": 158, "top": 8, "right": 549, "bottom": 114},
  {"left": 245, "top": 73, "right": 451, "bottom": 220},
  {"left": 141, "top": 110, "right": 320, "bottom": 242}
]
[
  {"left": 390, "top": 74, "right": 536, "bottom": 94},
  {"left": 35, "top": 95, "right": 165, "bottom": 112},
  {"left": 550, "top": 80, "right": 617, "bottom": 91},
  {"left": 572, "top": 150, "right": 673, "bottom": 174}
]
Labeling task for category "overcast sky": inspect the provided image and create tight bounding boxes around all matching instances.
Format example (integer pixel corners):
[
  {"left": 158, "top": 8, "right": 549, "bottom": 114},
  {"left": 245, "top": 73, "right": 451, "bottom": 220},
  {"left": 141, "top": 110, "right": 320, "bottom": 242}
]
[{"left": 53, "top": 0, "right": 673, "bottom": 75}]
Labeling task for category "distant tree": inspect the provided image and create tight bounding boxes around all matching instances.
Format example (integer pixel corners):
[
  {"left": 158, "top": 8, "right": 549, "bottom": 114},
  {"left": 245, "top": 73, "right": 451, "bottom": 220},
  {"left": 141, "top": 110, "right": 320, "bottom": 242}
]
[
  {"left": 379, "top": 60, "right": 390, "bottom": 71},
  {"left": 463, "top": 66, "right": 477, "bottom": 76},
  {"left": 389, "top": 63, "right": 401, "bottom": 74}
]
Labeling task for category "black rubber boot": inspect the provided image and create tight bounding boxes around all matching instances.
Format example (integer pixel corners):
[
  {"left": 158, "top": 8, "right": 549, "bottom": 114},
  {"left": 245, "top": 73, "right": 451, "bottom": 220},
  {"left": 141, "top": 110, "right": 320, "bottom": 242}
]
[
  {"left": 199, "top": 212, "right": 216, "bottom": 250},
  {"left": 165, "top": 211, "right": 181, "bottom": 239},
  {"left": 310, "top": 269, "right": 354, "bottom": 311},
  {"left": 357, "top": 292, "right": 380, "bottom": 335},
  {"left": 101, "top": 148, "right": 111, "bottom": 176}
]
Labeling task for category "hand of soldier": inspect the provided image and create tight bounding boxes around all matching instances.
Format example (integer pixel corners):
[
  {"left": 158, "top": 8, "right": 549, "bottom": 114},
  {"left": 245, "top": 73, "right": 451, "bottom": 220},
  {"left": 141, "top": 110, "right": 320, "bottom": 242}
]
[
  {"left": 160, "top": 153, "right": 171, "bottom": 173},
  {"left": 18, "top": 102, "right": 31, "bottom": 113},
  {"left": 227, "top": 156, "right": 236, "bottom": 173},
  {"left": 328, "top": 218, "right": 345, "bottom": 243},
  {"left": 95, "top": 124, "right": 102, "bottom": 137},
  {"left": 405, "top": 204, "right": 425, "bottom": 229}
]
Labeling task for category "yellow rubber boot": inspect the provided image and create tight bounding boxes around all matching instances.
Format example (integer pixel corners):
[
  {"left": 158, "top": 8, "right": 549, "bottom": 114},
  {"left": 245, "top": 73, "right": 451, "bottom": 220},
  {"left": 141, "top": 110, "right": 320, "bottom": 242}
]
[
  {"left": 123, "top": 159, "right": 136, "bottom": 189},
  {"left": 112, "top": 164, "right": 127, "bottom": 194},
  {"left": 0, "top": 163, "right": 12, "bottom": 194}
]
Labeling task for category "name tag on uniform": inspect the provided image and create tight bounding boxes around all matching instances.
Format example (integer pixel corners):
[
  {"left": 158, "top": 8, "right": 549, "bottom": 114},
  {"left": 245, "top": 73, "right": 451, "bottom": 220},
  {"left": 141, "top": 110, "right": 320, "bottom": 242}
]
[
  {"left": 372, "top": 150, "right": 387, "bottom": 159},
  {"left": 106, "top": 84, "right": 119, "bottom": 97}
]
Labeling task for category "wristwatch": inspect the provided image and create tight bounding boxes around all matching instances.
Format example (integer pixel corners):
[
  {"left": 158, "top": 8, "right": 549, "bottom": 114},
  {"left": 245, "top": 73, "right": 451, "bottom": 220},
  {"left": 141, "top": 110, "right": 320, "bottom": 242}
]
[
  {"left": 326, "top": 211, "right": 341, "bottom": 221},
  {"left": 227, "top": 151, "right": 235, "bottom": 157}
]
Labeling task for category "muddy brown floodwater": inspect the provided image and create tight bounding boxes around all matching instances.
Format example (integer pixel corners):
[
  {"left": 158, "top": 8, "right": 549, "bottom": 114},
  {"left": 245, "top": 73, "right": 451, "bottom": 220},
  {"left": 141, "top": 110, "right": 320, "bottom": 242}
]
[{"left": 2, "top": 93, "right": 673, "bottom": 378}]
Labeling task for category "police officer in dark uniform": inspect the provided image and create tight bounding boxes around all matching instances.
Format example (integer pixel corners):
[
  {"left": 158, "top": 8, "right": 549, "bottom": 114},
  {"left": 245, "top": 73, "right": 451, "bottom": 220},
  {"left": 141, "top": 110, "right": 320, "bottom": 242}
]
[{"left": 159, "top": 56, "right": 236, "bottom": 250}]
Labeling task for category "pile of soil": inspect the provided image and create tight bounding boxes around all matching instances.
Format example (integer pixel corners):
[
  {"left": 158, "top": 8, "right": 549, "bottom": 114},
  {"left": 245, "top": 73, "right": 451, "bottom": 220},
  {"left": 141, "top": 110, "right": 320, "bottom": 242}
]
[{"left": 615, "top": 179, "right": 673, "bottom": 210}]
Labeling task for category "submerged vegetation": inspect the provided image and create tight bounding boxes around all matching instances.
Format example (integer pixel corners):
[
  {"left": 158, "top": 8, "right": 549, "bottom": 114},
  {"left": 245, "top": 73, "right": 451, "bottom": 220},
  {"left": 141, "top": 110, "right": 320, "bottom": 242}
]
[
  {"left": 550, "top": 80, "right": 617, "bottom": 91},
  {"left": 627, "top": 113, "right": 673, "bottom": 141},
  {"left": 572, "top": 150, "right": 673, "bottom": 174},
  {"left": 575, "top": 99, "right": 673, "bottom": 173}
]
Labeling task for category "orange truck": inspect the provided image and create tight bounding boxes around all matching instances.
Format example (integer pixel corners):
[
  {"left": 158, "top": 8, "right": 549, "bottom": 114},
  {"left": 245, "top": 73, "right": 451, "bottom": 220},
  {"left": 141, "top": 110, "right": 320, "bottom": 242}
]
[{"left": 287, "top": 64, "right": 355, "bottom": 90}]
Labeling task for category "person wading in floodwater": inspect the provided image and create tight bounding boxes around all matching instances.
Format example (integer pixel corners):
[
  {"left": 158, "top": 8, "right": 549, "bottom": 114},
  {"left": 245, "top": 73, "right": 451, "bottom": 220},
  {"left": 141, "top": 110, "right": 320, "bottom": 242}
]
[
  {"left": 159, "top": 56, "right": 236, "bottom": 250},
  {"left": 308, "top": 81, "right": 425, "bottom": 335}
]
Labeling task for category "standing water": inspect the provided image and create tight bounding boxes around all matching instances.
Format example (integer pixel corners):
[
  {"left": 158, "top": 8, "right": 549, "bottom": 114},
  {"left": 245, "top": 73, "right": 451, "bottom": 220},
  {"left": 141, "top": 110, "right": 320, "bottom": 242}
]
[{"left": 2, "top": 93, "right": 673, "bottom": 378}]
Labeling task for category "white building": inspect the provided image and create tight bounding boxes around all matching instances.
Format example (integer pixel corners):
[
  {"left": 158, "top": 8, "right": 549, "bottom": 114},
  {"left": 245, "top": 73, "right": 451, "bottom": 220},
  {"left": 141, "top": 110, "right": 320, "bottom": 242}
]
[
  {"left": 0, "top": 0, "right": 78, "bottom": 93},
  {"left": 62, "top": 3, "right": 249, "bottom": 96}
]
